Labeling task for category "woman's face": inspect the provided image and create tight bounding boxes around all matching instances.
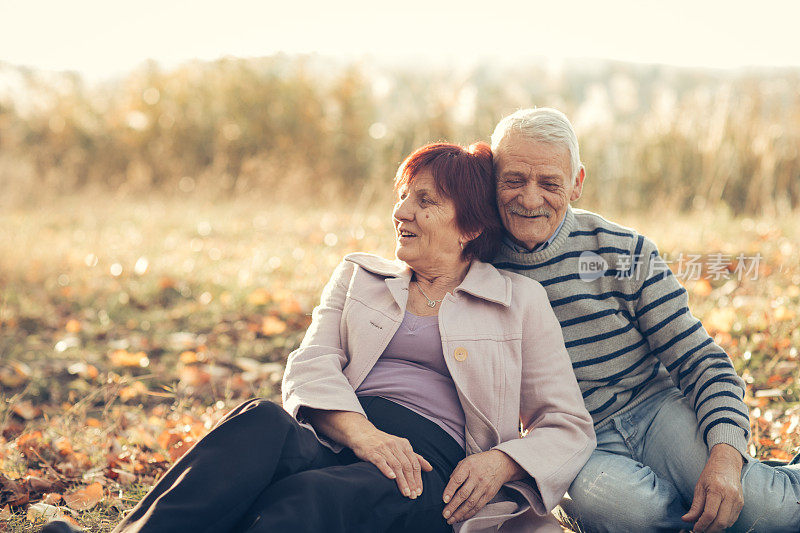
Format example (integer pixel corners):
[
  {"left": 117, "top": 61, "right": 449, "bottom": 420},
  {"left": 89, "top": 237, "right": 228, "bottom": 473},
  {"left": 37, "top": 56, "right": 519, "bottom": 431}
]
[{"left": 392, "top": 170, "right": 468, "bottom": 271}]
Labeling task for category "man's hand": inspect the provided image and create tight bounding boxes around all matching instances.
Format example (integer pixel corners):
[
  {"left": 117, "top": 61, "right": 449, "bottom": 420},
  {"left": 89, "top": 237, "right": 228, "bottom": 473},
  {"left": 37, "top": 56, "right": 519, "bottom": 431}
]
[
  {"left": 442, "top": 449, "right": 525, "bottom": 525},
  {"left": 682, "top": 443, "right": 745, "bottom": 532}
]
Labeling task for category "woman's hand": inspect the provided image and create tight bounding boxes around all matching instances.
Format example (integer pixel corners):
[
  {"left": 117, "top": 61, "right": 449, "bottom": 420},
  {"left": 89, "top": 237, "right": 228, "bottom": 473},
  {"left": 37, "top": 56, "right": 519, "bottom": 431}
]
[
  {"left": 303, "top": 407, "right": 432, "bottom": 499},
  {"left": 442, "top": 449, "right": 525, "bottom": 525},
  {"left": 348, "top": 426, "right": 433, "bottom": 499}
]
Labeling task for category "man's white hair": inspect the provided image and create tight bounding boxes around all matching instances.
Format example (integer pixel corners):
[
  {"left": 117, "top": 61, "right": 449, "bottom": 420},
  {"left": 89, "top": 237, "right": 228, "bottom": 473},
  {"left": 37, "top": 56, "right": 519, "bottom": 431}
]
[{"left": 490, "top": 107, "right": 583, "bottom": 179}]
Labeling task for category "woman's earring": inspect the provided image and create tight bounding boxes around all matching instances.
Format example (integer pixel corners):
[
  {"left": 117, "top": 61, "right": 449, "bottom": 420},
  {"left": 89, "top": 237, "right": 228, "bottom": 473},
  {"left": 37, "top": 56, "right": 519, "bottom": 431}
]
[{"left": 459, "top": 240, "right": 464, "bottom": 249}]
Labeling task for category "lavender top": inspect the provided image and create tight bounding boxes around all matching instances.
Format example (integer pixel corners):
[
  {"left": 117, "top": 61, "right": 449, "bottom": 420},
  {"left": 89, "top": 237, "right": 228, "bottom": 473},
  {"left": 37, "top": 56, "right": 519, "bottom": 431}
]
[{"left": 355, "top": 310, "right": 466, "bottom": 448}]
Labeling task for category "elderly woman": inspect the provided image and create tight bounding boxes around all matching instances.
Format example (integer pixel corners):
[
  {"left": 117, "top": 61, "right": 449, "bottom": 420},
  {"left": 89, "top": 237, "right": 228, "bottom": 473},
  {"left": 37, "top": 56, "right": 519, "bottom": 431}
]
[{"left": 101, "top": 142, "right": 594, "bottom": 533}]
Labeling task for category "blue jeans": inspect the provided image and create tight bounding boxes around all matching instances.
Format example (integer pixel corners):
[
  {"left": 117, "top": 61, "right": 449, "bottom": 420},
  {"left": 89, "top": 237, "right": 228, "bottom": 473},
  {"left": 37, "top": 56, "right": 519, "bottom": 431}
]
[{"left": 560, "top": 387, "right": 800, "bottom": 532}]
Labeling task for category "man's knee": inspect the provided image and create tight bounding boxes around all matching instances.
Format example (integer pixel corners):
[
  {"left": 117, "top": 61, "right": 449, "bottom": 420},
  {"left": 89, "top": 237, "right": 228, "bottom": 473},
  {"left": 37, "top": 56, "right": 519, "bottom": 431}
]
[
  {"left": 735, "top": 465, "right": 800, "bottom": 532},
  {"left": 563, "top": 466, "right": 682, "bottom": 532}
]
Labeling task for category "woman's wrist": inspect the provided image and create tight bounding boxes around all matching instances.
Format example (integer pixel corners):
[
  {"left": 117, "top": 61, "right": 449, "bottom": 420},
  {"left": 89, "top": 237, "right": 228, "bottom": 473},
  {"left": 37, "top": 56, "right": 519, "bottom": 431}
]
[{"left": 304, "top": 408, "right": 373, "bottom": 449}]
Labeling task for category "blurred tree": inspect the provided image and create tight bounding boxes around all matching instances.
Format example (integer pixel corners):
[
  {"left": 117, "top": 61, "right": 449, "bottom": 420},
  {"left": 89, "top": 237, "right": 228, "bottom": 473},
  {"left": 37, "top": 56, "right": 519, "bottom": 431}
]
[{"left": 0, "top": 57, "right": 797, "bottom": 214}]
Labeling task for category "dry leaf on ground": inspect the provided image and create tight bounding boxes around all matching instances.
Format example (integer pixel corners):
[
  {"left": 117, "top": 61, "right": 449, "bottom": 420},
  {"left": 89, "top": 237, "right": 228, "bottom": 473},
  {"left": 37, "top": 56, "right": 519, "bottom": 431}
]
[{"left": 63, "top": 482, "right": 103, "bottom": 511}]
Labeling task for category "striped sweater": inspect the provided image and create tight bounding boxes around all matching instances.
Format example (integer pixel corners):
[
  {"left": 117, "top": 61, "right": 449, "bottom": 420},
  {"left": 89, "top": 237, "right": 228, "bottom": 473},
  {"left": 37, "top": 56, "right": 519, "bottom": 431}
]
[{"left": 494, "top": 207, "right": 750, "bottom": 455}]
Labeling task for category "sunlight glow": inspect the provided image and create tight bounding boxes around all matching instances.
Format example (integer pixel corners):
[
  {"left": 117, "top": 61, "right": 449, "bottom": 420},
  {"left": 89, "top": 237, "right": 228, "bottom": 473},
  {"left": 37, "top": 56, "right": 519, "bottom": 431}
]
[{"left": 2, "top": 0, "right": 800, "bottom": 79}]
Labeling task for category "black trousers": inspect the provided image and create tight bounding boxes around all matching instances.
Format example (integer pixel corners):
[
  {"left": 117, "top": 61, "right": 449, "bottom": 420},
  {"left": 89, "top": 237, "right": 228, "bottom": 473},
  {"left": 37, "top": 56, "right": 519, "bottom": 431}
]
[{"left": 112, "top": 396, "right": 466, "bottom": 533}]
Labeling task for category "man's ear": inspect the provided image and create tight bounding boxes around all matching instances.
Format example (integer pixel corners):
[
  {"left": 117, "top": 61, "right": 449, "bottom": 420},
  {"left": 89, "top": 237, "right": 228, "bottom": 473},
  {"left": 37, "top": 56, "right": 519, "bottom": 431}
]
[{"left": 569, "top": 166, "right": 586, "bottom": 202}]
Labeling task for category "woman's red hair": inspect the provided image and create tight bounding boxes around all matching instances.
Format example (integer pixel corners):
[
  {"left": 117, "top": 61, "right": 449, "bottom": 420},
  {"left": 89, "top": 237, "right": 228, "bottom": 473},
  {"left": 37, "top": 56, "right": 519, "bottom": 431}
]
[{"left": 394, "top": 142, "right": 502, "bottom": 262}]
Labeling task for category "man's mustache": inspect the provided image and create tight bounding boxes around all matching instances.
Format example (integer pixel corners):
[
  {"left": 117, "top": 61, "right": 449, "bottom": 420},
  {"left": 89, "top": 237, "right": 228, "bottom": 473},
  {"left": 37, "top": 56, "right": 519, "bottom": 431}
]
[{"left": 506, "top": 205, "right": 553, "bottom": 218}]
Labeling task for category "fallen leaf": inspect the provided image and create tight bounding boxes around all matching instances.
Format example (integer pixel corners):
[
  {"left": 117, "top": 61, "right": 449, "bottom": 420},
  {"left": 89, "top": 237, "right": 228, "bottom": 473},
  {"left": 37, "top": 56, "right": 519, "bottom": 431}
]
[
  {"left": 27, "top": 502, "right": 60, "bottom": 522},
  {"left": 167, "top": 441, "right": 190, "bottom": 462},
  {"left": 65, "top": 319, "right": 82, "bottom": 333},
  {"left": 279, "top": 298, "right": 303, "bottom": 315},
  {"left": 11, "top": 401, "right": 42, "bottom": 421},
  {"left": 119, "top": 381, "right": 149, "bottom": 402},
  {"left": 704, "top": 307, "right": 735, "bottom": 334},
  {"left": 42, "top": 493, "right": 63, "bottom": 505},
  {"left": 0, "top": 361, "right": 31, "bottom": 387},
  {"left": 692, "top": 279, "right": 713, "bottom": 297},
  {"left": 109, "top": 468, "right": 136, "bottom": 486},
  {"left": 70, "top": 452, "right": 91, "bottom": 470},
  {"left": 67, "top": 362, "right": 99, "bottom": 380},
  {"left": 767, "top": 374, "right": 787, "bottom": 386},
  {"left": 110, "top": 350, "right": 149, "bottom": 368},
  {"left": 755, "top": 388, "right": 784, "bottom": 398},
  {"left": 157, "top": 430, "right": 183, "bottom": 450},
  {"left": 247, "top": 288, "right": 271, "bottom": 306},
  {"left": 178, "top": 366, "right": 210, "bottom": 387},
  {"left": 167, "top": 332, "right": 196, "bottom": 350},
  {"left": 774, "top": 306, "right": 796, "bottom": 322},
  {"left": 0, "top": 504, "right": 10, "bottom": 519},
  {"left": 11, "top": 400, "right": 42, "bottom": 420},
  {"left": 26, "top": 502, "right": 77, "bottom": 524},
  {"left": 63, "top": 482, "right": 103, "bottom": 511},
  {"left": 2, "top": 419, "right": 24, "bottom": 440},
  {"left": 26, "top": 475, "right": 56, "bottom": 492},
  {"left": 765, "top": 449, "right": 793, "bottom": 462},
  {"left": 0, "top": 475, "right": 28, "bottom": 506},
  {"left": 16, "top": 431, "right": 44, "bottom": 460},
  {"left": 235, "top": 357, "right": 261, "bottom": 373},
  {"left": 774, "top": 338, "right": 792, "bottom": 350},
  {"left": 179, "top": 350, "right": 198, "bottom": 364},
  {"left": 54, "top": 437, "right": 73, "bottom": 456},
  {"left": 759, "top": 436, "right": 776, "bottom": 447},
  {"left": 261, "top": 316, "right": 287, "bottom": 336}
]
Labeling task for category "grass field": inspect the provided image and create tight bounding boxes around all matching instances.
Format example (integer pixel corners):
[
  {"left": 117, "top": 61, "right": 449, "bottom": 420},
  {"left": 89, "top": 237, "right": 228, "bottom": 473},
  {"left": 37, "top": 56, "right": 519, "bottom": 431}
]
[{"left": 1, "top": 194, "right": 798, "bottom": 531}]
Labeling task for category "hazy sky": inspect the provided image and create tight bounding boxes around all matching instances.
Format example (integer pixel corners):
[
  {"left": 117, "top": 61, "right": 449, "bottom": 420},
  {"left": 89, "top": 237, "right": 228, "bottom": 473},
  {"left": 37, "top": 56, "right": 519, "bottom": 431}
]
[{"left": 3, "top": 0, "right": 799, "bottom": 78}]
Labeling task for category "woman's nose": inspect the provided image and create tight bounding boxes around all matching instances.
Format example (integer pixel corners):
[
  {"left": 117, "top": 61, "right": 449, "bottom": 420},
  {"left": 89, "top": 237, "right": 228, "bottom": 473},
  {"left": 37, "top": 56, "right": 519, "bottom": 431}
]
[{"left": 393, "top": 198, "right": 413, "bottom": 221}]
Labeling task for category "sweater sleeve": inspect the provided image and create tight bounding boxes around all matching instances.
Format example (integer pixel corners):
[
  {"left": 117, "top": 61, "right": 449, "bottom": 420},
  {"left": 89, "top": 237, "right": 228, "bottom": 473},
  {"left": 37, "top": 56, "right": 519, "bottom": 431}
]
[
  {"left": 281, "top": 260, "right": 367, "bottom": 427},
  {"left": 629, "top": 235, "right": 750, "bottom": 457},
  {"left": 492, "top": 279, "right": 596, "bottom": 515}
]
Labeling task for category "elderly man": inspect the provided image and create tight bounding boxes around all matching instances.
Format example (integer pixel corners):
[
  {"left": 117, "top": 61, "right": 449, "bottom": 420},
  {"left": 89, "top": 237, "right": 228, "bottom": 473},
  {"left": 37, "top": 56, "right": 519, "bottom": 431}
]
[{"left": 490, "top": 107, "right": 800, "bottom": 533}]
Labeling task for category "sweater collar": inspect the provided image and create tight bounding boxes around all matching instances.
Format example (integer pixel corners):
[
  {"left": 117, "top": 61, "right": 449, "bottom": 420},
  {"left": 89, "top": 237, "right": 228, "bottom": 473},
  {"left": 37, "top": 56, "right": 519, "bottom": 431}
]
[{"left": 344, "top": 252, "right": 511, "bottom": 307}]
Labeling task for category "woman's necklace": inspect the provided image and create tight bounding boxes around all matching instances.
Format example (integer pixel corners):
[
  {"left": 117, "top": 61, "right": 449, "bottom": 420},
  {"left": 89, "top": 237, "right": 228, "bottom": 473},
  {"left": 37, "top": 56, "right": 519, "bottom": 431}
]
[{"left": 415, "top": 282, "right": 444, "bottom": 308}]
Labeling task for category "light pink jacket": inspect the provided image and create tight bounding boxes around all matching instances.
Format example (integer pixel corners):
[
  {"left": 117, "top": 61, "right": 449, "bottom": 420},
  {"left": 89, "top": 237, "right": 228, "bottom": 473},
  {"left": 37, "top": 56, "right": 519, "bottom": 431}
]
[{"left": 282, "top": 253, "right": 595, "bottom": 532}]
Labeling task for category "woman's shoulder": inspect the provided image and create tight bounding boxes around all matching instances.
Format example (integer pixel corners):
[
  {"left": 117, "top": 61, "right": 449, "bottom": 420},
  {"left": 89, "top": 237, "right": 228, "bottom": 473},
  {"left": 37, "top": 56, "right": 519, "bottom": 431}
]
[
  {"left": 490, "top": 269, "right": 550, "bottom": 309},
  {"left": 343, "top": 252, "right": 407, "bottom": 278},
  {"left": 466, "top": 261, "right": 550, "bottom": 314},
  {"left": 493, "top": 265, "right": 549, "bottom": 301},
  {"left": 318, "top": 253, "right": 403, "bottom": 303}
]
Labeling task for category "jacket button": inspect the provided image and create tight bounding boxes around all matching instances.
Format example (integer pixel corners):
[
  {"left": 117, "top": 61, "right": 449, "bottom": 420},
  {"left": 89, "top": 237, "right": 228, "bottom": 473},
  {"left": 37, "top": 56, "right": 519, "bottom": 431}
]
[{"left": 454, "top": 347, "right": 468, "bottom": 362}]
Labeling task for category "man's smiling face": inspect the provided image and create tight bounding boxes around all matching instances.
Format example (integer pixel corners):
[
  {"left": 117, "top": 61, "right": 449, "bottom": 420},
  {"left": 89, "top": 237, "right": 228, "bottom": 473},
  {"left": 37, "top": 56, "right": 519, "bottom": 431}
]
[{"left": 494, "top": 133, "right": 584, "bottom": 250}]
